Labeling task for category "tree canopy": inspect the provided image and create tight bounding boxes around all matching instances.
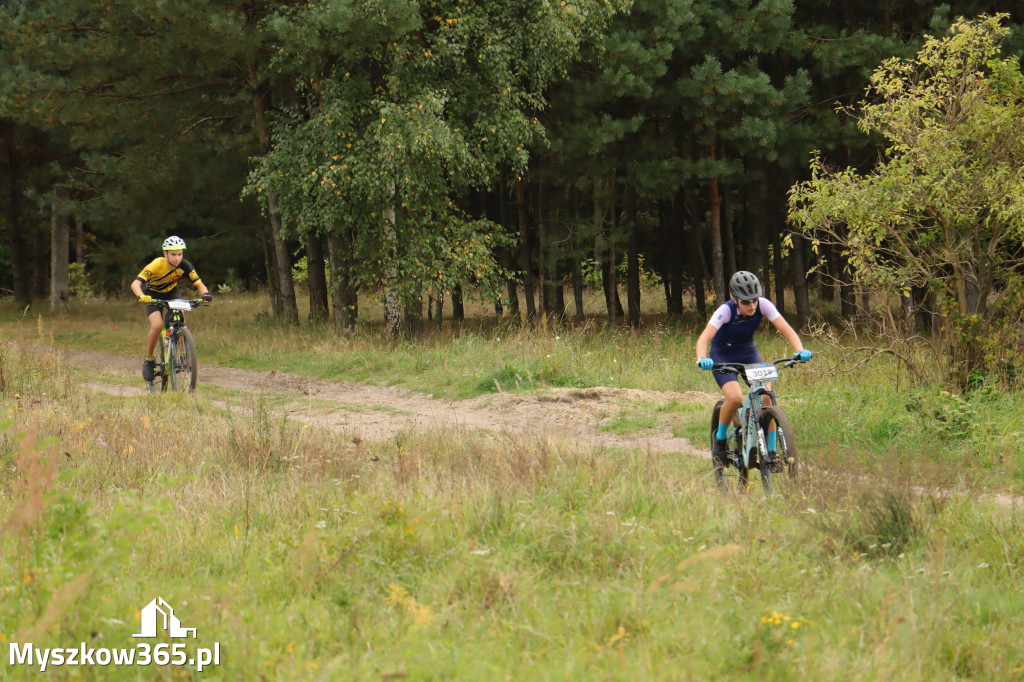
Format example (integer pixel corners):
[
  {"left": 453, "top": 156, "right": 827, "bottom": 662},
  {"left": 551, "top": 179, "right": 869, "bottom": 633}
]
[
  {"left": 1, "top": 1, "right": 1022, "bottom": 366},
  {"left": 790, "top": 15, "right": 1024, "bottom": 385}
]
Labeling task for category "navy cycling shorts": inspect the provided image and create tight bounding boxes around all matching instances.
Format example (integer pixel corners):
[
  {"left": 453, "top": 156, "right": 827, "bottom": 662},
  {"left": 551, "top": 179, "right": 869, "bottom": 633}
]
[{"left": 709, "top": 345, "right": 764, "bottom": 388}]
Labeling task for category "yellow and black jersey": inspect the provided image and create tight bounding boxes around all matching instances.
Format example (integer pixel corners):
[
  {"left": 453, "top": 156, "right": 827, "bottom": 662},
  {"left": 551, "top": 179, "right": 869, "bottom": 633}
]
[{"left": 135, "top": 258, "right": 203, "bottom": 295}]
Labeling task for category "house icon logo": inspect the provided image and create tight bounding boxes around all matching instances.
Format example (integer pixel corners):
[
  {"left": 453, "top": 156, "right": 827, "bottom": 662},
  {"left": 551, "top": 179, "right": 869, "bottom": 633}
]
[{"left": 133, "top": 597, "right": 197, "bottom": 638}]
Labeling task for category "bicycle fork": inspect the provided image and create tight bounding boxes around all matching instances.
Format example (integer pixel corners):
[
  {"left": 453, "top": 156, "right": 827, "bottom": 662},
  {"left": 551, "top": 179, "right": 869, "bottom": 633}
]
[{"left": 160, "top": 328, "right": 173, "bottom": 373}]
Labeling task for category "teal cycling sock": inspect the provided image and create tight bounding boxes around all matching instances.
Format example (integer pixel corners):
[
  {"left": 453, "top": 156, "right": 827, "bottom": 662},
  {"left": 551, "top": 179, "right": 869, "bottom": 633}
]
[
  {"left": 767, "top": 430, "right": 777, "bottom": 452},
  {"left": 715, "top": 422, "right": 729, "bottom": 441}
]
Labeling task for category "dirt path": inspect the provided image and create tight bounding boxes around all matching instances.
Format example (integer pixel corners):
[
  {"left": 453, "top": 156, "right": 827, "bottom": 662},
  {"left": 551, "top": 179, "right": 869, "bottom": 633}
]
[
  {"left": 66, "top": 347, "right": 714, "bottom": 456},
  {"left": 33, "top": 346, "right": 1024, "bottom": 507}
]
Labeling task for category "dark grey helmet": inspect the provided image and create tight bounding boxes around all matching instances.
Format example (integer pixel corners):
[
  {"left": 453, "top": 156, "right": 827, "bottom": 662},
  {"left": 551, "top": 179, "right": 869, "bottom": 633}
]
[{"left": 729, "top": 271, "right": 763, "bottom": 300}]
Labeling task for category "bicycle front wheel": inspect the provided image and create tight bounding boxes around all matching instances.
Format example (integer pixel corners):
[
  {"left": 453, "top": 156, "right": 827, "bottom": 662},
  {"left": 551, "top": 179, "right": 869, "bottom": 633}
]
[
  {"left": 158, "top": 333, "right": 170, "bottom": 393},
  {"left": 168, "top": 328, "right": 198, "bottom": 393},
  {"left": 758, "top": 405, "right": 797, "bottom": 493}
]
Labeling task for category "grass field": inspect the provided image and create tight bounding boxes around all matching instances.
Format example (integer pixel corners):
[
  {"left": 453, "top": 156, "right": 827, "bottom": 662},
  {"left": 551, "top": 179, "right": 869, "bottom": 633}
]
[{"left": 2, "top": 293, "right": 1023, "bottom": 679}]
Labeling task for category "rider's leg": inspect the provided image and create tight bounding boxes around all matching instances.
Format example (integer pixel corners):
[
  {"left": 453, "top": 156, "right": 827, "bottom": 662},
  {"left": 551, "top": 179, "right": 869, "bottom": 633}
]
[
  {"left": 716, "top": 381, "right": 744, "bottom": 437},
  {"left": 761, "top": 386, "right": 778, "bottom": 450},
  {"left": 145, "top": 310, "right": 162, "bottom": 359}
]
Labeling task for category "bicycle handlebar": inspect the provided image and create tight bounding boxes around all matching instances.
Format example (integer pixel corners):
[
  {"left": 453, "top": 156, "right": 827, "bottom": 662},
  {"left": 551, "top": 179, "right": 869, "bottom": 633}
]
[
  {"left": 710, "top": 357, "right": 806, "bottom": 380},
  {"left": 142, "top": 298, "right": 210, "bottom": 308}
]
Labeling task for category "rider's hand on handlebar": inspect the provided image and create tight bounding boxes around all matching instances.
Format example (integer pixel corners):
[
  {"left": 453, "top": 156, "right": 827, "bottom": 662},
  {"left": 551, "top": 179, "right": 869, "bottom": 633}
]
[
  {"left": 139, "top": 294, "right": 154, "bottom": 304},
  {"left": 794, "top": 349, "right": 812, "bottom": 362},
  {"left": 202, "top": 293, "right": 213, "bottom": 302},
  {"left": 697, "top": 357, "right": 714, "bottom": 371}
]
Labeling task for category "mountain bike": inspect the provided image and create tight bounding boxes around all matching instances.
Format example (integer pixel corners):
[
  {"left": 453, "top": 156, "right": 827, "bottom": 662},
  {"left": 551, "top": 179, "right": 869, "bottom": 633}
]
[
  {"left": 147, "top": 298, "right": 208, "bottom": 393},
  {"left": 707, "top": 357, "right": 806, "bottom": 494}
]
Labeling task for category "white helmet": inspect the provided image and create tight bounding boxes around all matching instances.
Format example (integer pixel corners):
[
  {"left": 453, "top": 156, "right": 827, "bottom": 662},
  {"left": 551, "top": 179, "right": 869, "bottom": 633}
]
[{"left": 162, "top": 235, "right": 186, "bottom": 251}]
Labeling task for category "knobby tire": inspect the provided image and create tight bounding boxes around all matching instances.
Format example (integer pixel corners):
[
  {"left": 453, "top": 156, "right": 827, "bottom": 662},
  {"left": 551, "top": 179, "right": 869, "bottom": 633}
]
[
  {"left": 169, "top": 328, "right": 198, "bottom": 393},
  {"left": 758, "top": 405, "right": 797, "bottom": 494},
  {"left": 158, "top": 334, "right": 170, "bottom": 392}
]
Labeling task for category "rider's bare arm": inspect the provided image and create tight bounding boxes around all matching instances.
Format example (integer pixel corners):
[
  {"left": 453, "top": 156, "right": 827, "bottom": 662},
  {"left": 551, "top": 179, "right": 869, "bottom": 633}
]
[{"left": 695, "top": 323, "right": 717, "bottom": 361}]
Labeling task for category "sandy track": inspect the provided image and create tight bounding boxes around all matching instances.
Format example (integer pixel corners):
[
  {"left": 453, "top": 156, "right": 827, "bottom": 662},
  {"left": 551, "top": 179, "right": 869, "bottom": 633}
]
[
  {"left": 34, "top": 346, "right": 1024, "bottom": 506},
  {"left": 65, "top": 347, "right": 714, "bottom": 456}
]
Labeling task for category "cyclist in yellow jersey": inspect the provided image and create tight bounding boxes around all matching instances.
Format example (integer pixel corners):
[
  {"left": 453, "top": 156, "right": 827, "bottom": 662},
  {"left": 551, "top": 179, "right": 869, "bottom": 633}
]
[{"left": 130, "top": 236, "right": 212, "bottom": 382}]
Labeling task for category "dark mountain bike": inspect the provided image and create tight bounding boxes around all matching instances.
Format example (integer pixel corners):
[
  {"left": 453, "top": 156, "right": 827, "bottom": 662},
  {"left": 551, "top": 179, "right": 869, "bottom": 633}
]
[
  {"left": 146, "top": 298, "right": 208, "bottom": 393},
  {"left": 708, "top": 357, "right": 807, "bottom": 494}
]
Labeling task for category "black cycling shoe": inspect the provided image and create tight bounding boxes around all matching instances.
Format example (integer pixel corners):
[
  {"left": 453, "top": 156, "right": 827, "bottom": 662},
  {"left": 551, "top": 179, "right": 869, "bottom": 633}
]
[
  {"left": 712, "top": 437, "right": 729, "bottom": 467},
  {"left": 765, "top": 451, "right": 785, "bottom": 473},
  {"left": 142, "top": 358, "right": 156, "bottom": 382}
]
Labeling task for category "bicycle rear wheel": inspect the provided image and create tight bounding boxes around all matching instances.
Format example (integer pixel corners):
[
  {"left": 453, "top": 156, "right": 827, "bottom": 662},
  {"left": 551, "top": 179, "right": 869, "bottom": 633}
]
[
  {"left": 758, "top": 405, "right": 797, "bottom": 493},
  {"left": 169, "top": 328, "right": 197, "bottom": 393}
]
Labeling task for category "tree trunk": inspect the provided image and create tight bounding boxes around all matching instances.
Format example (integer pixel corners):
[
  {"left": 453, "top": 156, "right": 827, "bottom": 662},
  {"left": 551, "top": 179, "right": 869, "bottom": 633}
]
[
  {"left": 266, "top": 192, "right": 299, "bottom": 325},
  {"left": 10, "top": 227, "right": 30, "bottom": 305},
  {"left": 536, "top": 178, "right": 547, "bottom": 319},
  {"left": 542, "top": 176, "right": 564, "bottom": 323},
  {"left": 921, "top": 284, "right": 937, "bottom": 333},
  {"left": 516, "top": 178, "right": 536, "bottom": 321},
  {"left": 772, "top": 225, "right": 786, "bottom": 315},
  {"left": 755, "top": 179, "right": 771, "bottom": 301},
  {"left": 383, "top": 186, "right": 401, "bottom": 338},
  {"left": 305, "top": 227, "right": 329, "bottom": 323},
  {"left": 259, "top": 217, "right": 282, "bottom": 317},
  {"left": 572, "top": 185, "right": 585, "bottom": 321},
  {"left": 505, "top": 273, "right": 520, "bottom": 320},
  {"left": 248, "top": 56, "right": 298, "bottom": 325},
  {"left": 606, "top": 173, "right": 620, "bottom": 325},
  {"left": 687, "top": 182, "right": 708, "bottom": 318},
  {"left": 34, "top": 223, "right": 48, "bottom": 300},
  {"left": 901, "top": 285, "right": 915, "bottom": 337},
  {"left": 326, "top": 228, "right": 357, "bottom": 332},
  {"left": 572, "top": 257, "right": 584, "bottom": 321},
  {"left": 708, "top": 145, "right": 726, "bottom": 303},
  {"left": 403, "top": 290, "right": 423, "bottom": 336},
  {"left": 790, "top": 232, "right": 810, "bottom": 331},
  {"left": 667, "top": 196, "right": 683, "bottom": 315},
  {"left": 626, "top": 185, "right": 641, "bottom": 329},
  {"left": 452, "top": 285, "right": 464, "bottom": 322},
  {"left": 75, "top": 221, "right": 85, "bottom": 264},
  {"left": 721, "top": 174, "right": 737, "bottom": 279},
  {"left": 498, "top": 171, "right": 520, "bottom": 319},
  {"left": 50, "top": 184, "right": 70, "bottom": 309}
]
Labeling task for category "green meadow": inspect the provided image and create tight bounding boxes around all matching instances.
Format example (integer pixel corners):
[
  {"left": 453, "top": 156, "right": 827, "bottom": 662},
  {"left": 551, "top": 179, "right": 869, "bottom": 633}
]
[{"left": 1, "top": 294, "right": 1022, "bottom": 680}]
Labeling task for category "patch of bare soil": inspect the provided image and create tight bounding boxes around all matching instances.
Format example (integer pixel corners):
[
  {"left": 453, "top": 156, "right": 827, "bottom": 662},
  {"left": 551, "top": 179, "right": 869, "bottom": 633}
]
[{"left": 58, "top": 346, "right": 715, "bottom": 456}]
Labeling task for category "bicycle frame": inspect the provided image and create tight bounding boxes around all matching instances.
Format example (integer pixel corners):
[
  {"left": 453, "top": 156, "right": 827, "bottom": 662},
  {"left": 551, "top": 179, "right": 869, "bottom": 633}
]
[
  {"left": 714, "top": 358, "right": 798, "bottom": 469},
  {"left": 146, "top": 298, "right": 206, "bottom": 392},
  {"left": 160, "top": 308, "right": 188, "bottom": 365},
  {"left": 735, "top": 375, "right": 777, "bottom": 469}
]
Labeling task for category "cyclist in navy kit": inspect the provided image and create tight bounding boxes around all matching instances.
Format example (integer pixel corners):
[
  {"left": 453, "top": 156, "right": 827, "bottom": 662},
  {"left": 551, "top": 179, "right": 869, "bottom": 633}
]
[{"left": 695, "top": 271, "right": 812, "bottom": 465}]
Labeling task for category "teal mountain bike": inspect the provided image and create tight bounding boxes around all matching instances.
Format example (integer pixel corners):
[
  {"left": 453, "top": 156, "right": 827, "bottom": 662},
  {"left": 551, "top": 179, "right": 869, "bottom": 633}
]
[{"left": 708, "top": 357, "right": 807, "bottom": 493}]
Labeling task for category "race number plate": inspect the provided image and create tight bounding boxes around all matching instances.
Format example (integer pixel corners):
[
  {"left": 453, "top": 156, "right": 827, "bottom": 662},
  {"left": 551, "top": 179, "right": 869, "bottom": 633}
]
[
  {"left": 746, "top": 363, "right": 778, "bottom": 381},
  {"left": 167, "top": 299, "right": 192, "bottom": 311}
]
